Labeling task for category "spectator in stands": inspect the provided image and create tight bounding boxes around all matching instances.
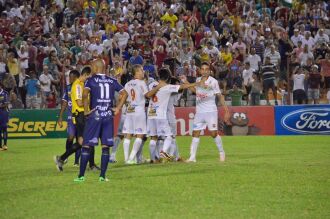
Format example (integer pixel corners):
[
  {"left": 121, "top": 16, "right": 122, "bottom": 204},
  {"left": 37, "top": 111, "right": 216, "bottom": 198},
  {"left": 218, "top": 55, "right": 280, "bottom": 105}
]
[
  {"left": 249, "top": 73, "right": 262, "bottom": 106},
  {"left": 292, "top": 66, "right": 307, "bottom": 105},
  {"left": 9, "top": 92, "right": 23, "bottom": 109},
  {"left": 317, "top": 52, "right": 330, "bottom": 90},
  {"left": 299, "top": 44, "right": 314, "bottom": 66},
  {"left": 261, "top": 56, "right": 278, "bottom": 105},
  {"left": 7, "top": 52, "right": 20, "bottom": 93},
  {"left": 2, "top": 73, "right": 16, "bottom": 94},
  {"left": 225, "top": 83, "right": 246, "bottom": 106},
  {"left": 25, "top": 71, "right": 40, "bottom": 109},
  {"left": 245, "top": 48, "right": 261, "bottom": 74},
  {"left": 39, "top": 65, "right": 55, "bottom": 109},
  {"left": 307, "top": 65, "right": 324, "bottom": 104},
  {"left": 242, "top": 62, "right": 254, "bottom": 105}
]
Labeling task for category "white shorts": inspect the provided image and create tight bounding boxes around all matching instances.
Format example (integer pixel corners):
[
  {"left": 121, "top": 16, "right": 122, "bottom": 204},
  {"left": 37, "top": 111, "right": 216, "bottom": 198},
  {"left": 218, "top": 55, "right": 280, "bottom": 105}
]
[
  {"left": 147, "top": 119, "right": 172, "bottom": 137},
  {"left": 117, "top": 114, "right": 126, "bottom": 135},
  {"left": 123, "top": 113, "right": 147, "bottom": 135},
  {"left": 193, "top": 111, "right": 218, "bottom": 131}
]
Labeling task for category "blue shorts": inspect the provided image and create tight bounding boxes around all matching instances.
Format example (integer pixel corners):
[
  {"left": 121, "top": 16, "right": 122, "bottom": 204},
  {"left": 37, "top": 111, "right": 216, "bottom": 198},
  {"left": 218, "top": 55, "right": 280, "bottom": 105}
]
[
  {"left": 82, "top": 112, "right": 114, "bottom": 147},
  {"left": 67, "top": 118, "right": 76, "bottom": 137},
  {"left": 0, "top": 110, "right": 9, "bottom": 128}
]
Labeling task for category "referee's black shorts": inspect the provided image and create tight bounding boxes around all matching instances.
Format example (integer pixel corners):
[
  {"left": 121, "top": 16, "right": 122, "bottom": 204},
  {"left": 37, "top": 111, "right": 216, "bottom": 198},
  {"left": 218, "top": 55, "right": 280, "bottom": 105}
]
[{"left": 73, "top": 112, "right": 85, "bottom": 138}]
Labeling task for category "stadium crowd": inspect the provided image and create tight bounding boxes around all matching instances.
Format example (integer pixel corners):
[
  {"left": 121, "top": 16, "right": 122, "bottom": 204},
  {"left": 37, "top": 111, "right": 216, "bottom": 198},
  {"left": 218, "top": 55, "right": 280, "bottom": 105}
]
[{"left": 0, "top": 0, "right": 330, "bottom": 109}]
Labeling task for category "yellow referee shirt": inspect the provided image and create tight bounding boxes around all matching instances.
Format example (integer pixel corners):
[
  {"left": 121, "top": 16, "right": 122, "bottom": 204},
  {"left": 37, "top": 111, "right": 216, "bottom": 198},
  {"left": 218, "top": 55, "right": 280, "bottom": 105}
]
[{"left": 71, "top": 79, "right": 84, "bottom": 114}]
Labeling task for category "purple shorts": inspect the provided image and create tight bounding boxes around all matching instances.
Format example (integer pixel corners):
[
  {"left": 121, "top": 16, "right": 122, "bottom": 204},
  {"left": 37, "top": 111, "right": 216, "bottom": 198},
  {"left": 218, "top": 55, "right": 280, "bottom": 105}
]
[{"left": 82, "top": 111, "right": 114, "bottom": 147}]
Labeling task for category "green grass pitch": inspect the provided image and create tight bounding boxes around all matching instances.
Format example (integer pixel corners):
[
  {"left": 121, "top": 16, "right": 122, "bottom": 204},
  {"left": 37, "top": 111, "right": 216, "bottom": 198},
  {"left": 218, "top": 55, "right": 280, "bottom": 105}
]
[{"left": 0, "top": 136, "right": 329, "bottom": 219}]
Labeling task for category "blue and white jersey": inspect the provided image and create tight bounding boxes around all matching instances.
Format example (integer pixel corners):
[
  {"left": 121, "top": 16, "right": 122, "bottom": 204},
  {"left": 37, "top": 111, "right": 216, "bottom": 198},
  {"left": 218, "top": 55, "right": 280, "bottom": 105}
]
[
  {"left": 62, "top": 84, "right": 73, "bottom": 119},
  {"left": 0, "top": 89, "right": 9, "bottom": 112},
  {"left": 85, "top": 74, "right": 124, "bottom": 118}
]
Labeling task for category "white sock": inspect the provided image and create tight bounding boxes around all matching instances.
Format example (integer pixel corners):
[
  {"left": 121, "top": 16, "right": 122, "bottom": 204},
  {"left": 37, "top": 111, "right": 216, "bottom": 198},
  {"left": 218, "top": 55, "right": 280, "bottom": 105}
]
[
  {"left": 136, "top": 139, "right": 145, "bottom": 163},
  {"left": 110, "top": 137, "right": 121, "bottom": 159},
  {"left": 162, "top": 136, "right": 173, "bottom": 153},
  {"left": 128, "top": 138, "right": 143, "bottom": 161},
  {"left": 123, "top": 138, "right": 131, "bottom": 162},
  {"left": 168, "top": 138, "right": 176, "bottom": 156},
  {"left": 172, "top": 139, "right": 180, "bottom": 159},
  {"left": 149, "top": 139, "right": 157, "bottom": 160},
  {"left": 156, "top": 139, "right": 163, "bottom": 158},
  {"left": 214, "top": 135, "right": 224, "bottom": 153},
  {"left": 189, "top": 137, "right": 200, "bottom": 160}
]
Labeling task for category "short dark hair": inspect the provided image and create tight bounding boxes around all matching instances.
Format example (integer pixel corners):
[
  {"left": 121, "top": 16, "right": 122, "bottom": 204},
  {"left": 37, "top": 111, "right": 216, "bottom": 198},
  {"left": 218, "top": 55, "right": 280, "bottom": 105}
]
[
  {"left": 81, "top": 66, "right": 91, "bottom": 76},
  {"left": 201, "top": 62, "right": 210, "bottom": 67},
  {"left": 70, "top": 69, "right": 80, "bottom": 78},
  {"left": 158, "top": 68, "right": 171, "bottom": 81}
]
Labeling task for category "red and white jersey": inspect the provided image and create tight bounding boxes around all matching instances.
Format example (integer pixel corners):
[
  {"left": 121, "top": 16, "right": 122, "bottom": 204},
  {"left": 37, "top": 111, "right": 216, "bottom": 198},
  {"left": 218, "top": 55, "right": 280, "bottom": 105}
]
[
  {"left": 195, "top": 76, "right": 220, "bottom": 113},
  {"left": 124, "top": 79, "right": 148, "bottom": 115},
  {"left": 148, "top": 82, "right": 180, "bottom": 120}
]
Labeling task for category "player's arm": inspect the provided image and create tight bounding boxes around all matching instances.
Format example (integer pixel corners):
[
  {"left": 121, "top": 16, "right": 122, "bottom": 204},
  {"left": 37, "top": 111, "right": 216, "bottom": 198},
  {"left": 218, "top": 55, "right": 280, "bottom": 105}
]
[
  {"left": 74, "top": 83, "right": 84, "bottom": 107},
  {"left": 217, "top": 93, "right": 230, "bottom": 123},
  {"left": 58, "top": 99, "right": 68, "bottom": 127},
  {"left": 113, "top": 90, "right": 128, "bottom": 115},
  {"left": 145, "top": 83, "right": 164, "bottom": 98},
  {"left": 83, "top": 87, "right": 92, "bottom": 116}
]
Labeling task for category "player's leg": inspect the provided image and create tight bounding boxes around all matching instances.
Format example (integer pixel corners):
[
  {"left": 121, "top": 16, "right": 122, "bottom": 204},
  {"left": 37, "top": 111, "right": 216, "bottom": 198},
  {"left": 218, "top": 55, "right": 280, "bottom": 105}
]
[
  {"left": 122, "top": 115, "right": 134, "bottom": 162},
  {"left": 2, "top": 126, "right": 8, "bottom": 150},
  {"left": 157, "top": 119, "right": 173, "bottom": 159},
  {"left": 127, "top": 114, "right": 146, "bottom": 164},
  {"left": 110, "top": 115, "right": 125, "bottom": 162},
  {"left": 136, "top": 135, "right": 147, "bottom": 164},
  {"left": 147, "top": 119, "right": 158, "bottom": 162},
  {"left": 187, "top": 113, "right": 205, "bottom": 162},
  {"left": 99, "top": 117, "right": 115, "bottom": 181},
  {"left": 0, "top": 127, "right": 3, "bottom": 151},
  {"left": 89, "top": 147, "right": 100, "bottom": 170},
  {"left": 207, "top": 112, "right": 225, "bottom": 162},
  {"left": 74, "top": 113, "right": 101, "bottom": 182}
]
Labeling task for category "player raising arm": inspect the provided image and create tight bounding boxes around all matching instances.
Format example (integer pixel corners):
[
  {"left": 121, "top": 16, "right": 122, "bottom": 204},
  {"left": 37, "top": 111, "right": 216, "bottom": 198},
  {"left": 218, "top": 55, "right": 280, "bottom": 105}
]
[{"left": 186, "top": 62, "right": 230, "bottom": 163}]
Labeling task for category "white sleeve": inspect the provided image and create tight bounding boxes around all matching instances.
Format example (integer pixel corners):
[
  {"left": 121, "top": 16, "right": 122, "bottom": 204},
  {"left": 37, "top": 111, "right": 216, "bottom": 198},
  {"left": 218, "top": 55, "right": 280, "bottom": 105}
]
[
  {"left": 141, "top": 81, "right": 149, "bottom": 95},
  {"left": 213, "top": 80, "right": 221, "bottom": 94}
]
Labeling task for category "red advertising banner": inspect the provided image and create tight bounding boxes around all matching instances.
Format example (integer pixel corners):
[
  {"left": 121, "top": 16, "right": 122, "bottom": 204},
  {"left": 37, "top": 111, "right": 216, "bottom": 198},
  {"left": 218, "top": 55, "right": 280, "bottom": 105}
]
[
  {"left": 174, "top": 106, "right": 275, "bottom": 136},
  {"left": 114, "top": 106, "right": 275, "bottom": 136}
]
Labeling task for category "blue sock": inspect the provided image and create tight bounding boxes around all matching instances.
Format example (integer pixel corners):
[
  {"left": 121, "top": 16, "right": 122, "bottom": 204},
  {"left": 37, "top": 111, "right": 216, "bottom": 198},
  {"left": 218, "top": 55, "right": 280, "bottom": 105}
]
[
  {"left": 79, "top": 147, "right": 90, "bottom": 178},
  {"left": 0, "top": 128, "right": 2, "bottom": 147},
  {"left": 3, "top": 128, "right": 7, "bottom": 145},
  {"left": 66, "top": 139, "right": 73, "bottom": 151},
  {"left": 75, "top": 148, "right": 81, "bottom": 164},
  {"left": 100, "top": 147, "right": 110, "bottom": 178}
]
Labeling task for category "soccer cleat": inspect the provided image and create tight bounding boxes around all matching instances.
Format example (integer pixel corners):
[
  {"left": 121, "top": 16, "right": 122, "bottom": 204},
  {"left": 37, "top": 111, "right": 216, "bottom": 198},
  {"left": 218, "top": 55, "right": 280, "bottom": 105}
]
[
  {"left": 185, "top": 158, "right": 196, "bottom": 163},
  {"left": 73, "top": 163, "right": 79, "bottom": 167},
  {"left": 160, "top": 151, "right": 171, "bottom": 159},
  {"left": 176, "top": 157, "right": 186, "bottom": 162},
  {"left": 74, "top": 176, "right": 85, "bottom": 182},
  {"left": 0, "top": 147, "right": 4, "bottom": 151},
  {"left": 220, "top": 152, "right": 226, "bottom": 162},
  {"left": 99, "top": 177, "right": 109, "bottom": 182},
  {"left": 126, "top": 160, "right": 137, "bottom": 165},
  {"left": 53, "top": 155, "right": 64, "bottom": 171},
  {"left": 109, "top": 159, "right": 117, "bottom": 163},
  {"left": 2, "top": 145, "right": 8, "bottom": 150},
  {"left": 90, "top": 165, "right": 101, "bottom": 171}
]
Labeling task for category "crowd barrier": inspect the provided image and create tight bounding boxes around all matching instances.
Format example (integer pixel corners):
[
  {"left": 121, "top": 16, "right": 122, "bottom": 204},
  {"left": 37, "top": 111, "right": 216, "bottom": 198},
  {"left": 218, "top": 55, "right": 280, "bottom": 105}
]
[{"left": 7, "top": 105, "right": 329, "bottom": 138}]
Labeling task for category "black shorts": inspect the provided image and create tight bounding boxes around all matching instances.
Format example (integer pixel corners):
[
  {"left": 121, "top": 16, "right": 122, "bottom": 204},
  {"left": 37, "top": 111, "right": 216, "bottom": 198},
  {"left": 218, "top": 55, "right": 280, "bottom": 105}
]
[
  {"left": 293, "top": 89, "right": 306, "bottom": 102},
  {"left": 73, "top": 112, "right": 85, "bottom": 138},
  {"left": 245, "top": 85, "right": 252, "bottom": 94},
  {"left": 324, "top": 77, "right": 330, "bottom": 89},
  {"left": 263, "top": 80, "right": 275, "bottom": 91}
]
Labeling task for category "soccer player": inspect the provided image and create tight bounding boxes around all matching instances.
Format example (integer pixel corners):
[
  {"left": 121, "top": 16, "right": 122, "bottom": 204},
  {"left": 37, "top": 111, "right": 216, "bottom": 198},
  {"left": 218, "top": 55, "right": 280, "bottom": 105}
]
[
  {"left": 146, "top": 68, "right": 200, "bottom": 161},
  {"left": 122, "top": 64, "right": 149, "bottom": 164},
  {"left": 54, "top": 67, "right": 99, "bottom": 171},
  {"left": 57, "top": 71, "right": 80, "bottom": 166},
  {"left": 74, "top": 59, "right": 127, "bottom": 182},
  {"left": 186, "top": 62, "right": 230, "bottom": 163},
  {"left": 0, "top": 82, "right": 9, "bottom": 151}
]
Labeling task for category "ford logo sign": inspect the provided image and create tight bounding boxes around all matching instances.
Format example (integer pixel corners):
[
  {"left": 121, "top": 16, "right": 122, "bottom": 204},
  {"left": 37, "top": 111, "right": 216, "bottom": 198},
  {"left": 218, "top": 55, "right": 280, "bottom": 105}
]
[{"left": 281, "top": 108, "right": 330, "bottom": 134}]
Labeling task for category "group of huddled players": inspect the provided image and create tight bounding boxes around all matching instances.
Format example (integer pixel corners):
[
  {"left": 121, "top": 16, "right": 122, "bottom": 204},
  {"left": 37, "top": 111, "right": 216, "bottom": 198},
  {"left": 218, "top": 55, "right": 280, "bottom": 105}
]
[{"left": 54, "top": 59, "right": 230, "bottom": 182}]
